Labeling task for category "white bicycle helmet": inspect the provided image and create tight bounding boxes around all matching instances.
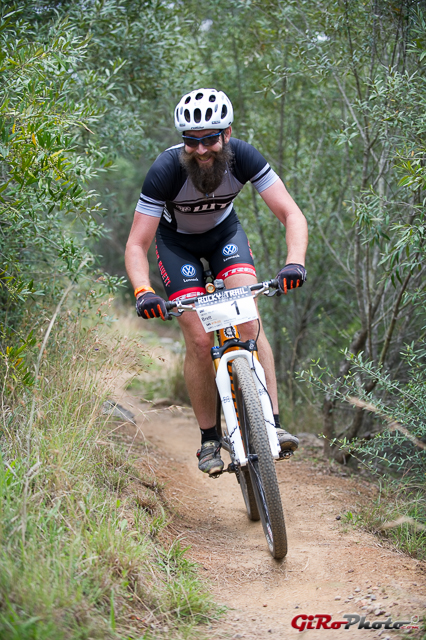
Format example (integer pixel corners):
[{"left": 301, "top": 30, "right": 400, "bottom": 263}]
[{"left": 174, "top": 88, "right": 233, "bottom": 131}]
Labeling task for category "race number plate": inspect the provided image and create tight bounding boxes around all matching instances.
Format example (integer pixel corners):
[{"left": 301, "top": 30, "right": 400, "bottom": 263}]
[{"left": 195, "top": 286, "right": 258, "bottom": 332}]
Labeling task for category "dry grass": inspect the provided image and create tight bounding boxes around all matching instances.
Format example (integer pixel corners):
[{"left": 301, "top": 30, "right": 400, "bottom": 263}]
[{"left": 0, "top": 314, "right": 217, "bottom": 639}]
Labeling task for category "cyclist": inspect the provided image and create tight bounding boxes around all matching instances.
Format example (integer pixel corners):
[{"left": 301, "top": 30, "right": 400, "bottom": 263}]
[{"left": 125, "top": 88, "right": 308, "bottom": 477}]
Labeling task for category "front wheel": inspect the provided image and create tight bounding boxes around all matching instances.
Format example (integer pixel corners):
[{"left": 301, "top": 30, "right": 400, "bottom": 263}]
[
  {"left": 217, "top": 388, "right": 260, "bottom": 521},
  {"left": 232, "top": 357, "right": 287, "bottom": 559},
  {"left": 238, "top": 465, "right": 260, "bottom": 521}
]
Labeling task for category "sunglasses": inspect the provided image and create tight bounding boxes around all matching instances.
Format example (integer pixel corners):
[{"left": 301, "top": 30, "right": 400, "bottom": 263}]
[{"left": 182, "top": 131, "right": 223, "bottom": 148}]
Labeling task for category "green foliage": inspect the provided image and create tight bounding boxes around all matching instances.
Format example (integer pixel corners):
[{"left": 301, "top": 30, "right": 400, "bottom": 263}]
[
  {"left": 1, "top": 8, "right": 108, "bottom": 291},
  {"left": 341, "top": 511, "right": 362, "bottom": 526},
  {"left": 300, "top": 343, "right": 426, "bottom": 486},
  {"left": 0, "top": 4, "right": 119, "bottom": 390},
  {"left": 0, "top": 0, "right": 190, "bottom": 365},
  {"left": 0, "top": 0, "right": 203, "bottom": 468}
]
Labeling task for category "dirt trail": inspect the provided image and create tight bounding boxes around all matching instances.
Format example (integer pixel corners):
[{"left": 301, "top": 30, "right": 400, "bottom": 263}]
[{"left": 113, "top": 328, "right": 425, "bottom": 639}]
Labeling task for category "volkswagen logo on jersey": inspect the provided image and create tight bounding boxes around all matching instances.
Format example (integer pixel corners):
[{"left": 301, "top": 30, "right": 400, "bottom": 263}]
[
  {"left": 181, "top": 264, "right": 196, "bottom": 278},
  {"left": 222, "top": 243, "right": 238, "bottom": 257}
]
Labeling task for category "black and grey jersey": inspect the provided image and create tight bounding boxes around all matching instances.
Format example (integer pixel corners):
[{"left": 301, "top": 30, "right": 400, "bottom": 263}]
[{"left": 135, "top": 137, "right": 279, "bottom": 234}]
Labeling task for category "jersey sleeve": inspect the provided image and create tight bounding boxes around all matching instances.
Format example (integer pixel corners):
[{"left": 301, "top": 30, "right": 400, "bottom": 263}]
[
  {"left": 230, "top": 138, "right": 279, "bottom": 193},
  {"left": 135, "top": 145, "right": 184, "bottom": 217}
]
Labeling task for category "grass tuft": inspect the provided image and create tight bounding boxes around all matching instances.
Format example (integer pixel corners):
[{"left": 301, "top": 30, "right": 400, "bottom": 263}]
[{"left": 349, "top": 480, "right": 426, "bottom": 561}]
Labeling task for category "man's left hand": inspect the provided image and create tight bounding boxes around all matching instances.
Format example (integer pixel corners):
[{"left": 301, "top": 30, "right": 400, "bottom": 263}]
[{"left": 276, "top": 263, "right": 307, "bottom": 294}]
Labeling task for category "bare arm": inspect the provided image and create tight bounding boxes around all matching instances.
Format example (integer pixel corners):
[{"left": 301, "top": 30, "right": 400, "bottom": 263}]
[
  {"left": 125, "top": 212, "right": 161, "bottom": 294},
  {"left": 259, "top": 178, "right": 308, "bottom": 266}
]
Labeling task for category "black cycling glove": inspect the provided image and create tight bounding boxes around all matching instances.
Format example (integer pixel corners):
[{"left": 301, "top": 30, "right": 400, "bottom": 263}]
[
  {"left": 276, "top": 263, "right": 307, "bottom": 294},
  {"left": 136, "top": 292, "right": 169, "bottom": 321}
]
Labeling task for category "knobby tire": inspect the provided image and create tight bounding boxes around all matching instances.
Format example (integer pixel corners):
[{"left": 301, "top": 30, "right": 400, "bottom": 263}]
[
  {"left": 217, "top": 387, "right": 259, "bottom": 520},
  {"left": 238, "top": 465, "right": 260, "bottom": 521},
  {"left": 232, "top": 357, "right": 287, "bottom": 559}
]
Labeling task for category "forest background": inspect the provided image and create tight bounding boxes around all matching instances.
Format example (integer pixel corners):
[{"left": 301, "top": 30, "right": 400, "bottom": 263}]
[{"left": 0, "top": 0, "right": 425, "bottom": 638}]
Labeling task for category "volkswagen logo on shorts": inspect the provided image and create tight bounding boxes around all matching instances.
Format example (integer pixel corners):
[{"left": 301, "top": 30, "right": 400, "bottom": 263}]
[
  {"left": 181, "top": 264, "right": 196, "bottom": 278},
  {"left": 222, "top": 243, "right": 238, "bottom": 256}
]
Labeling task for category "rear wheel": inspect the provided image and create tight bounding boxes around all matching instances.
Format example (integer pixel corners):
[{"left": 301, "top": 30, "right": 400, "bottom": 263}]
[{"left": 232, "top": 357, "right": 287, "bottom": 559}]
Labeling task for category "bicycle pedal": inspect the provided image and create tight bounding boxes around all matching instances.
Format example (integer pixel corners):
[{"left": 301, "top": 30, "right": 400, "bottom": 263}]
[
  {"left": 278, "top": 450, "right": 294, "bottom": 461},
  {"left": 209, "top": 470, "right": 223, "bottom": 479}
]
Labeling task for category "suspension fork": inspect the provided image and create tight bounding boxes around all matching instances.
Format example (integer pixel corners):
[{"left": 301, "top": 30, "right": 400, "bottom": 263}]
[
  {"left": 212, "top": 325, "right": 269, "bottom": 462},
  {"left": 214, "top": 326, "right": 241, "bottom": 441},
  {"left": 215, "top": 388, "right": 222, "bottom": 440},
  {"left": 212, "top": 342, "right": 281, "bottom": 461}
]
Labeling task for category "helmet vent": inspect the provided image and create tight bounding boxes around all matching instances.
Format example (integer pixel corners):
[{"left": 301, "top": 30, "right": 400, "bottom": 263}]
[
  {"left": 195, "top": 92, "right": 204, "bottom": 100},
  {"left": 205, "top": 108, "right": 212, "bottom": 121},
  {"left": 194, "top": 108, "right": 201, "bottom": 123},
  {"left": 184, "top": 109, "right": 191, "bottom": 123},
  {"left": 185, "top": 96, "right": 191, "bottom": 104},
  {"left": 209, "top": 94, "right": 216, "bottom": 102},
  {"left": 221, "top": 105, "right": 228, "bottom": 119}
]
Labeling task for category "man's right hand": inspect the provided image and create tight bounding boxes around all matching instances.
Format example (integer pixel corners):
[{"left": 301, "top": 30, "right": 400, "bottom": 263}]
[{"left": 136, "top": 292, "right": 169, "bottom": 320}]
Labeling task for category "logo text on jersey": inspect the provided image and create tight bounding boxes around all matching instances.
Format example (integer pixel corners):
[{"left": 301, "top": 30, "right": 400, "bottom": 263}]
[
  {"left": 156, "top": 246, "right": 171, "bottom": 287},
  {"left": 222, "top": 244, "right": 238, "bottom": 257},
  {"left": 181, "top": 264, "right": 196, "bottom": 278}
]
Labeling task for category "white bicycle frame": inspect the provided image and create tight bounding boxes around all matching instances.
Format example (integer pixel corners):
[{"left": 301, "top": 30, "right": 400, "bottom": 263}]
[{"left": 173, "top": 284, "right": 281, "bottom": 467}]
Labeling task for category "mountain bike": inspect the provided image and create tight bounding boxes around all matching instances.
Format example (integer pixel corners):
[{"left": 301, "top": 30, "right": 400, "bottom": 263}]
[{"left": 166, "top": 277, "right": 291, "bottom": 559}]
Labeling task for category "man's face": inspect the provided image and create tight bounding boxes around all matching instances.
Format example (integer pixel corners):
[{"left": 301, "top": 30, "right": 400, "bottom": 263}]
[
  {"left": 180, "top": 127, "right": 233, "bottom": 195},
  {"left": 183, "top": 127, "right": 232, "bottom": 167}
]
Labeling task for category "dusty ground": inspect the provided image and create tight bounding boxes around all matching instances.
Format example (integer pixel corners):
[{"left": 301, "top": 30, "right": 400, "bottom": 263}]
[{"left": 111, "top": 323, "right": 426, "bottom": 640}]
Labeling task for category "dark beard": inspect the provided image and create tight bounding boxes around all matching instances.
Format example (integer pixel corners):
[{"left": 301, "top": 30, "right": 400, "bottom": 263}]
[{"left": 179, "top": 141, "right": 234, "bottom": 195}]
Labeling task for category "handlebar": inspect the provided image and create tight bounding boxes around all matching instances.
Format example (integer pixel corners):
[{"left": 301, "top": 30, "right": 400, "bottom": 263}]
[{"left": 165, "top": 278, "right": 280, "bottom": 313}]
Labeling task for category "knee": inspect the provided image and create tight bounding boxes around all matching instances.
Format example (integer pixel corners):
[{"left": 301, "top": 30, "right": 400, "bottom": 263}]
[
  {"left": 184, "top": 331, "right": 213, "bottom": 360},
  {"left": 238, "top": 318, "right": 261, "bottom": 341}
]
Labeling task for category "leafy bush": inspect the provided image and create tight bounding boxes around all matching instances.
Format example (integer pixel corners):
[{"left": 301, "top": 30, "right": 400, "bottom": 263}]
[{"left": 301, "top": 342, "right": 426, "bottom": 476}]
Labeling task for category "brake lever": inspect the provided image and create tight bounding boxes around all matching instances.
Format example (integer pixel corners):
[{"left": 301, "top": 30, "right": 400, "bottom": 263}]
[
  {"left": 252, "top": 284, "right": 268, "bottom": 298},
  {"left": 253, "top": 283, "right": 281, "bottom": 298},
  {"left": 168, "top": 303, "right": 197, "bottom": 317},
  {"left": 265, "top": 288, "right": 282, "bottom": 297}
]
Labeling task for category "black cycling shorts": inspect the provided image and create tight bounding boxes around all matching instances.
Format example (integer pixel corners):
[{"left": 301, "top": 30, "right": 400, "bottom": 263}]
[{"left": 155, "top": 210, "right": 256, "bottom": 301}]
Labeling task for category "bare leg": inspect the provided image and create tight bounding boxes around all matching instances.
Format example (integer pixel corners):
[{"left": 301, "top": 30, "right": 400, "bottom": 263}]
[{"left": 177, "top": 312, "right": 216, "bottom": 430}]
